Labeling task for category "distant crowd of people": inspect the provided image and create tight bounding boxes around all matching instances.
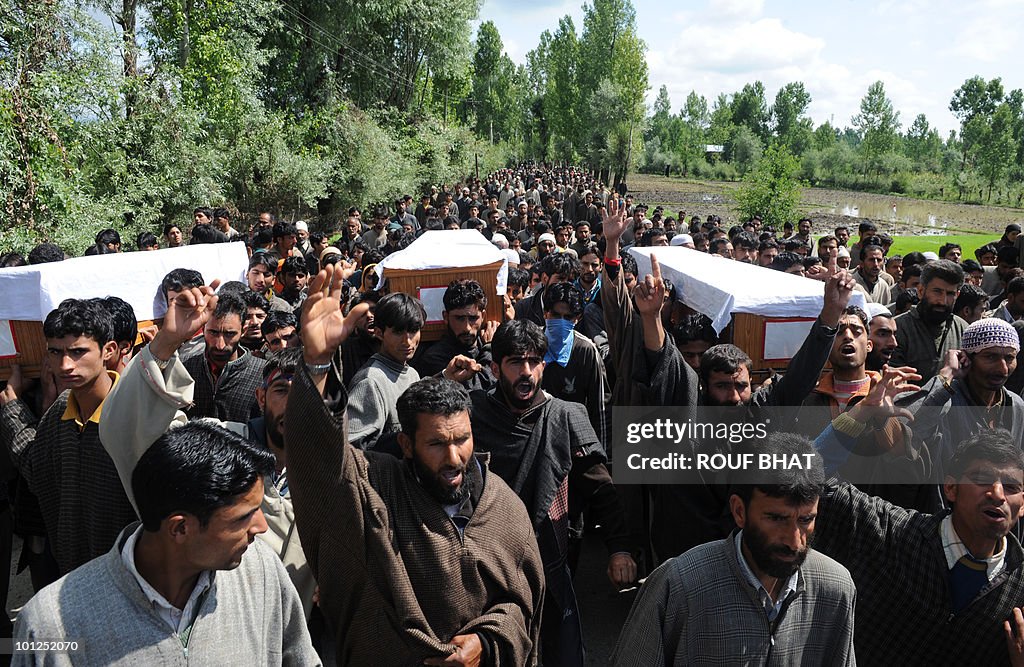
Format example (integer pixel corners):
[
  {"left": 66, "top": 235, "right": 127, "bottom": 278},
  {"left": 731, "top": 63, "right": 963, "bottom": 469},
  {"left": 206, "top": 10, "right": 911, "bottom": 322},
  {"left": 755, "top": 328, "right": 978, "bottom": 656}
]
[{"left": 2, "top": 163, "right": 1024, "bottom": 665}]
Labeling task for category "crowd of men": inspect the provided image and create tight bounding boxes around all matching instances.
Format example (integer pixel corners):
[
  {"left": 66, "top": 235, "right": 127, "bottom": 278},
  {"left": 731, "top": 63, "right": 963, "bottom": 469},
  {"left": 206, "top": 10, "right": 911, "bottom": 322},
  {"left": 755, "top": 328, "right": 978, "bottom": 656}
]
[{"left": 2, "top": 163, "right": 1024, "bottom": 664}]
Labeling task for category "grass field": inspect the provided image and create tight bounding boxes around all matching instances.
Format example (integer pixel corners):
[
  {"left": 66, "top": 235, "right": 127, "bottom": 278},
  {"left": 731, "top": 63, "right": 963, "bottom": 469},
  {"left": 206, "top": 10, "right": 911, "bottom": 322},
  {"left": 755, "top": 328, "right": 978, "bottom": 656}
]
[{"left": 886, "top": 234, "right": 995, "bottom": 258}]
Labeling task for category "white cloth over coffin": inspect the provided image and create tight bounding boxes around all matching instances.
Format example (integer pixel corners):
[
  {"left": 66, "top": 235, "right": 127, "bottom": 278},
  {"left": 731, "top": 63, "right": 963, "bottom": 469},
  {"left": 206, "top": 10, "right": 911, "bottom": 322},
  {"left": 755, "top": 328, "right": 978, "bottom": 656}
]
[
  {"left": 0, "top": 242, "right": 248, "bottom": 322},
  {"left": 628, "top": 246, "right": 868, "bottom": 333},
  {"left": 375, "top": 230, "right": 509, "bottom": 295}
]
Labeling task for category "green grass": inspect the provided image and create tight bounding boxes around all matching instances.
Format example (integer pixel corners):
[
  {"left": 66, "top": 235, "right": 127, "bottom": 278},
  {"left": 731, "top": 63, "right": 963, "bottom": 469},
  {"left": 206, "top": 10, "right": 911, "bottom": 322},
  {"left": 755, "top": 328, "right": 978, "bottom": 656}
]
[{"left": 886, "top": 234, "right": 995, "bottom": 259}]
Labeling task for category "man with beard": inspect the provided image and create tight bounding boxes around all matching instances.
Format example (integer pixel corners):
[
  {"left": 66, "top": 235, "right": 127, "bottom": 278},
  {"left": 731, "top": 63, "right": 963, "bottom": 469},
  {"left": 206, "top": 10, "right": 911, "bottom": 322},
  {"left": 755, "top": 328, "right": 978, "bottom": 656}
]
[
  {"left": 463, "top": 320, "right": 636, "bottom": 666},
  {"left": 575, "top": 248, "right": 602, "bottom": 306},
  {"left": 181, "top": 292, "right": 266, "bottom": 422},
  {"left": 285, "top": 266, "right": 545, "bottom": 665},
  {"left": 414, "top": 280, "right": 497, "bottom": 391},
  {"left": 100, "top": 302, "right": 317, "bottom": 622},
  {"left": 865, "top": 303, "right": 899, "bottom": 372},
  {"left": 898, "top": 319, "right": 1024, "bottom": 515},
  {"left": 852, "top": 243, "right": 892, "bottom": 304},
  {"left": 611, "top": 433, "right": 856, "bottom": 666},
  {"left": 815, "top": 380, "right": 1024, "bottom": 665},
  {"left": 632, "top": 257, "right": 855, "bottom": 560},
  {"left": 890, "top": 260, "right": 967, "bottom": 382},
  {"left": 732, "top": 232, "right": 758, "bottom": 263},
  {"left": 340, "top": 290, "right": 381, "bottom": 388}
]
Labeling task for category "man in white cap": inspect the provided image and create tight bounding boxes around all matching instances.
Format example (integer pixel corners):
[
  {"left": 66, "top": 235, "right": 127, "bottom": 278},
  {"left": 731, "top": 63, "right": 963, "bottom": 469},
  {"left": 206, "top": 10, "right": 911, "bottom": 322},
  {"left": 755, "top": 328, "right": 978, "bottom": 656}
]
[
  {"left": 669, "top": 233, "right": 695, "bottom": 249},
  {"left": 837, "top": 245, "right": 852, "bottom": 270},
  {"left": 531, "top": 233, "right": 557, "bottom": 261},
  {"left": 294, "top": 220, "right": 311, "bottom": 255}
]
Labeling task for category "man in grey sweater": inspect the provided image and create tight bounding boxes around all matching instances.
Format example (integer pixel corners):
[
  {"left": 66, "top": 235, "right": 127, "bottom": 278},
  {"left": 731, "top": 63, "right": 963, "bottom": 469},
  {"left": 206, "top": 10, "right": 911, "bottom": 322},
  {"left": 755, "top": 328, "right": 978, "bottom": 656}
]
[
  {"left": 14, "top": 284, "right": 318, "bottom": 667},
  {"left": 612, "top": 433, "right": 856, "bottom": 666}
]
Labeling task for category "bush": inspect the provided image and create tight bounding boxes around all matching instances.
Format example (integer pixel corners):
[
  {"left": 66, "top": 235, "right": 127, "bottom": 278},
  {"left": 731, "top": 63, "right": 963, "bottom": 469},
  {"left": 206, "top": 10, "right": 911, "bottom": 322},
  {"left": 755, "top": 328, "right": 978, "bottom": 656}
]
[{"left": 733, "top": 145, "right": 802, "bottom": 228}]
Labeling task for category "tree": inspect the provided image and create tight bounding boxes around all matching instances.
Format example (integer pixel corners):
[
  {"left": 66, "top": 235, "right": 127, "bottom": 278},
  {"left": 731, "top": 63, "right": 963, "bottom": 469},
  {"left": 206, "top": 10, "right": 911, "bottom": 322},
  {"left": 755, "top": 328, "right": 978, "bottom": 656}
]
[
  {"left": 731, "top": 82, "right": 770, "bottom": 143},
  {"left": 771, "top": 82, "right": 812, "bottom": 153},
  {"left": 707, "top": 93, "right": 735, "bottom": 145},
  {"left": 544, "top": 16, "right": 581, "bottom": 158},
  {"left": 977, "top": 103, "right": 1015, "bottom": 201},
  {"left": 950, "top": 76, "right": 1004, "bottom": 170},
  {"left": 852, "top": 81, "right": 900, "bottom": 173},
  {"left": 577, "top": 0, "right": 648, "bottom": 183},
  {"left": 813, "top": 121, "right": 839, "bottom": 151},
  {"left": 733, "top": 144, "right": 802, "bottom": 228},
  {"left": 729, "top": 126, "right": 763, "bottom": 176},
  {"left": 904, "top": 114, "right": 943, "bottom": 171},
  {"left": 648, "top": 85, "right": 672, "bottom": 143}
]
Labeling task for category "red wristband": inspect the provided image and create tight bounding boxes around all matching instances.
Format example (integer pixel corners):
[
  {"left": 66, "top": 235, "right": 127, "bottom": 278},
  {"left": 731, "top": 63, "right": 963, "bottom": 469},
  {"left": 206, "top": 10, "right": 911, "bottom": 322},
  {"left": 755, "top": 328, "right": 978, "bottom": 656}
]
[{"left": 604, "top": 257, "right": 621, "bottom": 266}]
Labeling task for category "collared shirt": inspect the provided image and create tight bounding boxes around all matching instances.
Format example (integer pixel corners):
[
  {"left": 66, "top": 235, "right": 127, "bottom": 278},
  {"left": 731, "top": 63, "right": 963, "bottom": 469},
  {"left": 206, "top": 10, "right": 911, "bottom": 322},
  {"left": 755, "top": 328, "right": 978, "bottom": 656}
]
[
  {"left": 735, "top": 531, "right": 799, "bottom": 621},
  {"left": 942, "top": 515, "right": 1006, "bottom": 580},
  {"left": 576, "top": 277, "right": 602, "bottom": 306},
  {"left": 121, "top": 525, "right": 213, "bottom": 636},
  {"left": 60, "top": 371, "right": 119, "bottom": 431}
]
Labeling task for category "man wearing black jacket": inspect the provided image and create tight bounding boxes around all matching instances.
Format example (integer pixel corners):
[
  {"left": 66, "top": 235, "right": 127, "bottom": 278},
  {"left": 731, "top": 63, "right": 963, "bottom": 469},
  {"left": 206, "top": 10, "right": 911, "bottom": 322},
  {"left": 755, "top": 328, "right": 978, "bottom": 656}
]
[
  {"left": 459, "top": 319, "right": 636, "bottom": 667},
  {"left": 414, "top": 280, "right": 497, "bottom": 392}
]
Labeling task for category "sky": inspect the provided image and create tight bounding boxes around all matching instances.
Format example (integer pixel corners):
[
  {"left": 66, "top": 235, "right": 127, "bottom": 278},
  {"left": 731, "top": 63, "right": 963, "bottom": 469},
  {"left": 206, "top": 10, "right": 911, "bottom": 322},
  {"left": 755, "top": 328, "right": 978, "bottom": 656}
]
[{"left": 475, "top": 0, "right": 1024, "bottom": 136}]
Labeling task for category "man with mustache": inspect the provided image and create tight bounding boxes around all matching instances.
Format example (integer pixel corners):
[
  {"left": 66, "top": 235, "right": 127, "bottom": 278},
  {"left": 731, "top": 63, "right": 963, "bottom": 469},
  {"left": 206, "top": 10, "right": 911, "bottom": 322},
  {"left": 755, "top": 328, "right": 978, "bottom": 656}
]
[
  {"left": 865, "top": 303, "right": 899, "bottom": 372},
  {"left": 890, "top": 260, "right": 968, "bottom": 382},
  {"left": 814, "top": 371, "right": 1024, "bottom": 665},
  {"left": 611, "top": 433, "right": 855, "bottom": 666},
  {"left": 99, "top": 290, "right": 320, "bottom": 621},
  {"left": 898, "top": 318, "right": 1024, "bottom": 521},
  {"left": 414, "top": 280, "right": 497, "bottom": 392},
  {"left": 181, "top": 291, "right": 267, "bottom": 423},
  {"left": 461, "top": 319, "right": 636, "bottom": 666},
  {"left": 286, "top": 265, "right": 544, "bottom": 666}
]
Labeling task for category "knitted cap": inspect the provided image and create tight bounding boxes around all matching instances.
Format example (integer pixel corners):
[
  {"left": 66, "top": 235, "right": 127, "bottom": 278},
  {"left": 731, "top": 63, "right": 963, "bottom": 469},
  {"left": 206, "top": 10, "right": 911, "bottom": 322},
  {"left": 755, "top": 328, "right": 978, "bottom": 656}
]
[
  {"left": 961, "top": 318, "right": 1020, "bottom": 354},
  {"left": 537, "top": 233, "right": 556, "bottom": 244},
  {"left": 670, "top": 234, "right": 694, "bottom": 247}
]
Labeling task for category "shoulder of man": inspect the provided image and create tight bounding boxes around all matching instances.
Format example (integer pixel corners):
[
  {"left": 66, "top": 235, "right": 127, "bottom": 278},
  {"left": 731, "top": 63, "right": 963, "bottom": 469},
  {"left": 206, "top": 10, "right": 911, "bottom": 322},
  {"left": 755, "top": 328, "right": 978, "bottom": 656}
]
[
  {"left": 16, "top": 550, "right": 116, "bottom": 635},
  {"left": 800, "top": 548, "right": 856, "bottom": 597}
]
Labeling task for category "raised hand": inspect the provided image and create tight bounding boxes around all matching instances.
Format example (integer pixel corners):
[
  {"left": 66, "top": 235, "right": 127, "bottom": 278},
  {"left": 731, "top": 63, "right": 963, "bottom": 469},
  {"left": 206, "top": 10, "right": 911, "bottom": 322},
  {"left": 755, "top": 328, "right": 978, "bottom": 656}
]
[
  {"left": 633, "top": 254, "right": 667, "bottom": 319},
  {"left": 601, "top": 196, "right": 630, "bottom": 247},
  {"left": 151, "top": 280, "right": 221, "bottom": 360},
  {"left": 820, "top": 269, "right": 856, "bottom": 326},
  {"left": 301, "top": 264, "right": 369, "bottom": 365}
]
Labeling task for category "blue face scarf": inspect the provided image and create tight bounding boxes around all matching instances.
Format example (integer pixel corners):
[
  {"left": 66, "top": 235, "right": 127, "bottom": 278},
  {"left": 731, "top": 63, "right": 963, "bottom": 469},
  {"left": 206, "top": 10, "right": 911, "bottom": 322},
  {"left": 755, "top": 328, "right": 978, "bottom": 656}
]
[{"left": 544, "top": 318, "right": 575, "bottom": 367}]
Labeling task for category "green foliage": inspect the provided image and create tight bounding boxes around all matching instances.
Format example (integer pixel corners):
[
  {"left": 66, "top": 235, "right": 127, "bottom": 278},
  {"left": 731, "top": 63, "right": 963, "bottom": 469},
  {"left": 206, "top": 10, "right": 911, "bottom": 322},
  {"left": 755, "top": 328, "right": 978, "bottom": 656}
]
[
  {"left": 733, "top": 144, "right": 802, "bottom": 228},
  {"left": 853, "top": 81, "right": 901, "bottom": 172},
  {"left": 1, "top": 0, "right": 495, "bottom": 255}
]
